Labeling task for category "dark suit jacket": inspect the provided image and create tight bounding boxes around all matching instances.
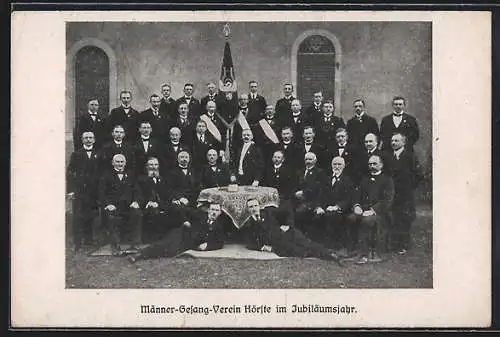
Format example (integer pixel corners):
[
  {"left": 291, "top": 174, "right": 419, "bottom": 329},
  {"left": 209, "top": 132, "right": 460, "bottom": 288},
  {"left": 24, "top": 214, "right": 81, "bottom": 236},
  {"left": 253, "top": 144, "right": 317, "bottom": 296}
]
[
  {"left": 251, "top": 118, "right": 280, "bottom": 165},
  {"left": 325, "top": 143, "right": 357, "bottom": 179},
  {"left": 380, "top": 112, "right": 420, "bottom": 150},
  {"left": 99, "top": 141, "right": 136, "bottom": 173},
  {"left": 354, "top": 173, "right": 395, "bottom": 217},
  {"left": 316, "top": 173, "right": 355, "bottom": 212},
  {"left": 297, "top": 142, "right": 327, "bottom": 171},
  {"left": 191, "top": 132, "right": 222, "bottom": 170},
  {"left": 73, "top": 113, "right": 107, "bottom": 150},
  {"left": 98, "top": 170, "right": 141, "bottom": 210},
  {"left": 189, "top": 212, "right": 226, "bottom": 251},
  {"left": 262, "top": 163, "right": 296, "bottom": 199},
  {"left": 273, "top": 141, "right": 302, "bottom": 170},
  {"left": 168, "top": 115, "right": 196, "bottom": 145},
  {"left": 136, "top": 174, "right": 172, "bottom": 210},
  {"left": 296, "top": 165, "right": 328, "bottom": 205},
  {"left": 346, "top": 113, "right": 380, "bottom": 152},
  {"left": 275, "top": 96, "right": 296, "bottom": 125},
  {"left": 200, "top": 93, "right": 223, "bottom": 114},
  {"left": 159, "top": 96, "right": 176, "bottom": 121},
  {"left": 140, "top": 108, "right": 169, "bottom": 142},
  {"left": 160, "top": 142, "right": 191, "bottom": 175},
  {"left": 66, "top": 147, "right": 101, "bottom": 200},
  {"left": 232, "top": 142, "right": 265, "bottom": 184},
  {"left": 304, "top": 104, "right": 323, "bottom": 121},
  {"left": 312, "top": 114, "right": 346, "bottom": 147},
  {"left": 107, "top": 106, "right": 141, "bottom": 142},
  {"left": 132, "top": 138, "right": 164, "bottom": 177},
  {"left": 166, "top": 166, "right": 200, "bottom": 204},
  {"left": 276, "top": 111, "right": 312, "bottom": 138},
  {"left": 351, "top": 148, "right": 382, "bottom": 185},
  {"left": 175, "top": 96, "right": 202, "bottom": 119},
  {"left": 200, "top": 163, "right": 231, "bottom": 189},
  {"left": 247, "top": 94, "right": 267, "bottom": 124}
]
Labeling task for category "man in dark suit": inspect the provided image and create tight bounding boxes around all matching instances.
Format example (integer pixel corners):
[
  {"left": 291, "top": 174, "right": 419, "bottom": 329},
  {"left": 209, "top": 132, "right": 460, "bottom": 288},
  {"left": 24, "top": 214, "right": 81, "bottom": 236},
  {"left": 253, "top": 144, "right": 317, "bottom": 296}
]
[
  {"left": 140, "top": 93, "right": 169, "bottom": 142},
  {"left": 276, "top": 99, "right": 312, "bottom": 138},
  {"left": 73, "top": 98, "right": 107, "bottom": 150},
  {"left": 274, "top": 126, "right": 301, "bottom": 170},
  {"left": 159, "top": 84, "right": 176, "bottom": 121},
  {"left": 229, "top": 93, "right": 252, "bottom": 150},
  {"left": 98, "top": 154, "right": 143, "bottom": 255},
  {"left": 200, "top": 82, "right": 222, "bottom": 115},
  {"left": 305, "top": 91, "right": 324, "bottom": 122},
  {"left": 136, "top": 157, "right": 173, "bottom": 242},
  {"left": 313, "top": 100, "right": 346, "bottom": 149},
  {"left": 347, "top": 155, "right": 395, "bottom": 264},
  {"left": 200, "top": 149, "right": 231, "bottom": 189},
  {"left": 128, "top": 202, "right": 226, "bottom": 262},
  {"left": 293, "top": 152, "right": 328, "bottom": 235},
  {"left": 67, "top": 131, "right": 101, "bottom": 250},
  {"left": 99, "top": 125, "right": 136, "bottom": 174},
  {"left": 161, "top": 127, "right": 191, "bottom": 175},
  {"left": 132, "top": 121, "right": 163, "bottom": 177},
  {"left": 168, "top": 102, "right": 196, "bottom": 146},
  {"left": 351, "top": 132, "right": 382, "bottom": 186},
  {"left": 380, "top": 96, "right": 420, "bottom": 151},
  {"left": 247, "top": 80, "right": 267, "bottom": 123},
  {"left": 346, "top": 99, "right": 380, "bottom": 153},
  {"left": 326, "top": 128, "right": 356, "bottom": 180},
  {"left": 232, "top": 129, "right": 264, "bottom": 186},
  {"left": 107, "top": 90, "right": 141, "bottom": 142},
  {"left": 298, "top": 126, "right": 327, "bottom": 171},
  {"left": 251, "top": 105, "right": 280, "bottom": 166},
  {"left": 175, "top": 83, "right": 202, "bottom": 119},
  {"left": 313, "top": 156, "right": 356, "bottom": 255},
  {"left": 275, "top": 83, "right": 296, "bottom": 125},
  {"left": 383, "top": 133, "right": 423, "bottom": 255},
  {"left": 191, "top": 119, "right": 222, "bottom": 171},
  {"left": 242, "top": 199, "right": 342, "bottom": 264},
  {"left": 167, "top": 151, "right": 200, "bottom": 212}
]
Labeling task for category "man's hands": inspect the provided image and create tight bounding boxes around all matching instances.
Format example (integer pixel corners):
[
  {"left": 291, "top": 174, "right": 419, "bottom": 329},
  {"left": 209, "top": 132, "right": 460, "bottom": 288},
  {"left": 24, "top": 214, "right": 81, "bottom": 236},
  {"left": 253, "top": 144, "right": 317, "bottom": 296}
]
[
  {"left": 314, "top": 207, "right": 325, "bottom": 216},
  {"left": 172, "top": 198, "right": 189, "bottom": 206},
  {"left": 353, "top": 205, "right": 363, "bottom": 215},
  {"left": 260, "top": 245, "right": 273, "bottom": 252},
  {"left": 198, "top": 242, "right": 208, "bottom": 251},
  {"left": 129, "top": 201, "right": 140, "bottom": 209},
  {"left": 295, "top": 190, "right": 304, "bottom": 199},
  {"left": 280, "top": 225, "right": 290, "bottom": 232},
  {"left": 251, "top": 180, "right": 259, "bottom": 187},
  {"left": 326, "top": 205, "right": 340, "bottom": 212},
  {"left": 182, "top": 221, "right": 191, "bottom": 228},
  {"left": 104, "top": 204, "right": 117, "bottom": 211},
  {"left": 145, "top": 201, "right": 158, "bottom": 209},
  {"left": 362, "top": 209, "right": 376, "bottom": 217}
]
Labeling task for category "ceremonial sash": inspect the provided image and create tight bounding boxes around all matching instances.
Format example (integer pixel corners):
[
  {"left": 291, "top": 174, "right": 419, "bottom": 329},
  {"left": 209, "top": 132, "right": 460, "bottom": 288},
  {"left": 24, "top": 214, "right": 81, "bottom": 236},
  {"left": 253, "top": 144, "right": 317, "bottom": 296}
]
[
  {"left": 200, "top": 114, "right": 222, "bottom": 143},
  {"left": 236, "top": 110, "right": 250, "bottom": 131},
  {"left": 258, "top": 119, "right": 279, "bottom": 144}
]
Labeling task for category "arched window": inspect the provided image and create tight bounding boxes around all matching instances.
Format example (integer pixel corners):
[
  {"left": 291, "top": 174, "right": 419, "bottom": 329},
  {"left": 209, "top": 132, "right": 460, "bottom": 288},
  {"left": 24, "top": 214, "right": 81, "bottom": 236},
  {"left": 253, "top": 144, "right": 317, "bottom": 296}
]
[{"left": 291, "top": 30, "right": 342, "bottom": 113}]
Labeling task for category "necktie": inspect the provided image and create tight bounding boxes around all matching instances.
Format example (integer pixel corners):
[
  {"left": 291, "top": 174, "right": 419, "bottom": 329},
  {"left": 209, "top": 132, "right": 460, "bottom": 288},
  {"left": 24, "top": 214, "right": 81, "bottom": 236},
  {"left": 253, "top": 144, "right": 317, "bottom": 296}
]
[
  {"left": 86, "top": 150, "right": 92, "bottom": 158},
  {"left": 304, "top": 169, "right": 309, "bottom": 178},
  {"left": 332, "top": 176, "right": 337, "bottom": 186},
  {"left": 153, "top": 177, "right": 157, "bottom": 184},
  {"left": 325, "top": 117, "right": 330, "bottom": 123},
  {"left": 118, "top": 173, "right": 124, "bottom": 181}
]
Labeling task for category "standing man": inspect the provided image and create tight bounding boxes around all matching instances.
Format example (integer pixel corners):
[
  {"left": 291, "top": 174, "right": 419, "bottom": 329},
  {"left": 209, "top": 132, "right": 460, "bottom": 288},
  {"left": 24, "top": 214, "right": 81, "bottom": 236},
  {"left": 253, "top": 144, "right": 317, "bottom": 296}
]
[
  {"left": 247, "top": 80, "right": 267, "bottom": 123},
  {"left": 161, "top": 127, "right": 190, "bottom": 175},
  {"left": 313, "top": 100, "right": 346, "bottom": 149},
  {"left": 67, "top": 131, "right": 101, "bottom": 250},
  {"left": 326, "top": 128, "right": 356, "bottom": 180},
  {"left": 200, "top": 82, "right": 221, "bottom": 115},
  {"left": 274, "top": 126, "right": 300, "bottom": 170},
  {"left": 176, "top": 83, "right": 202, "bottom": 119},
  {"left": 232, "top": 129, "right": 264, "bottom": 186},
  {"left": 252, "top": 105, "right": 280, "bottom": 166},
  {"left": 73, "top": 98, "right": 107, "bottom": 150},
  {"left": 298, "top": 126, "right": 327, "bottom": 171},
  {"left": 275, "top": 83, "right": 296, "bottom": 125},
  {"left": 277, "top": 99, "right": 311, "bottom": 138},
  {"left": 108, "top": 90, "right": 141, "bottom": 142},
  {"left": 346, "top": 99, "right": 379, "bottom": 152},
  {"left": 159, "top": 84, "right": 176, "bottom": 121},
  {"left": 305, "top": 90, "right": 324, "bottom": 120},
  {"left": 383, "top": 133, "right": 423, "bottom": 255},
  {"left": 99, "top": 124, "right": 136, "bottom": 174},
  {"left": 191, "top": 119, "right": 221, "bottom": 171},
  {"left": 380, "top": 96, "right": 420, "bottom": 151},
  {"left": 132, "top": 121, "right": 163, "bottom": 177},
  {"left": 98, "top": 154, "right": 143, "bottom": 255},
  {"left": 140, "top": 93, "right": 168, "bottom": 142},
  {"left": 351, "top": 132, "right": 382, "bottom": 186},
  {"left": 169, "top": 102, "right": 196, "bottom": 146},
  {"left": 348, "top": 155, "right": 394, "bottom": 264}
]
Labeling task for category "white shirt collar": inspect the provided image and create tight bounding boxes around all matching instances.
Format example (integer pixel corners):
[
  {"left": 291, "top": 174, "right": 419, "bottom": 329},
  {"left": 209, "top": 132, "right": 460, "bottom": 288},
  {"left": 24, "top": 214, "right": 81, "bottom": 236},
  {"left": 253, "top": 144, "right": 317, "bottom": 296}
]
[
  {"left": 394, "top": 147, "right": 405, "bottom": 157},
  {"left": 114, "top": 140, "right": 123, "bottom": 145},
  {"left": 83, "top": 145, "right": 93, "bottom": 151},
  {"left": 355, "top": 111, "right": 365, "bottom": 118},
  {"left": 274, "top": 163, "right": 282, "bottom": 169}
]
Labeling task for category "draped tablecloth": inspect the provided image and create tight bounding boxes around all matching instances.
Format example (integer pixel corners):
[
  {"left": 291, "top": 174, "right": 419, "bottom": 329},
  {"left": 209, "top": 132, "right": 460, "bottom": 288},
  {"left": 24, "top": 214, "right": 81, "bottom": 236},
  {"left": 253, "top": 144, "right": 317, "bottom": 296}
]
[{"left": 197, "top": 186, "right": 280, "bottom": 229}]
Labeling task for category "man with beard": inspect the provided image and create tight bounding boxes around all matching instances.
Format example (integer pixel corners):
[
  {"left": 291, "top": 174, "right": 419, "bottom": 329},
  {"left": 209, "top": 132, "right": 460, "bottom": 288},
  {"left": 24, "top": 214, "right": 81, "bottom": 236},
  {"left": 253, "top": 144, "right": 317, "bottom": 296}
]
[
  {"left": 73, "top": 98, "right": 107, "bottom": 150},
  {"left": 243, "top": 199, "right": 343, "bottom": 265},
  {"left": 347, "top": 155, "right": 394, "bottom": 264},
  {"left": 140, "top": 93, "right": 168, "bottom": 142},
  {"left": 161, "top": 127, "right": 190, "bottom": 175},
  {"left": 232, "top": 129, "right": 264, "bottom": 186},
  {"left": 132, "top": 121, "right": 163, "bottom": 178},
  {"left": 346, "top": 99, "right": 379, "bottom": 152},
  {"left": 383, "top": 133, "right": 423, "bottom": 255},
  {"left": 159, "top": 84, "right": 176, "bottom": 120},
  {"left": 98, "top": 154, "right": 143, "bottom": 255},
  {"left": 136, "top": 157, "right": 173, "bottom": 242},
  {"left": 200, "top": 149, "right": 231, "bottom": 189},
  {"left": 313, "top": 156, "right": 356, "bottom": 256},
  {"left": 67, "top": 131, "right": 101, "bottom": 250},
  {"left": 127, "top": 202, "right": 226, "bottom": 263},
  {"left": 108, "top": 90, "right": 141, "bottom": 142}
]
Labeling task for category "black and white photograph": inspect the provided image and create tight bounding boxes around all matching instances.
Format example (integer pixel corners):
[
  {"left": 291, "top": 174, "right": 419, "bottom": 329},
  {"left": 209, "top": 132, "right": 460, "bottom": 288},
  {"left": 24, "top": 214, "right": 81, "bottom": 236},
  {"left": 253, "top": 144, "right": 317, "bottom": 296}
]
[{"left": 11, "top": 10, "right": 490, "bottom": 328}]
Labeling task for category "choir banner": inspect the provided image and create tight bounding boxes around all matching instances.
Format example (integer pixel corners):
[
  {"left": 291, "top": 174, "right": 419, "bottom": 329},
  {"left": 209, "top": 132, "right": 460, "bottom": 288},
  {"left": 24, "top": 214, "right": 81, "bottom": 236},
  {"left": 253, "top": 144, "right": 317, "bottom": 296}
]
[{"left": 10, "top": 10, "right": 491, "bottom": 329}]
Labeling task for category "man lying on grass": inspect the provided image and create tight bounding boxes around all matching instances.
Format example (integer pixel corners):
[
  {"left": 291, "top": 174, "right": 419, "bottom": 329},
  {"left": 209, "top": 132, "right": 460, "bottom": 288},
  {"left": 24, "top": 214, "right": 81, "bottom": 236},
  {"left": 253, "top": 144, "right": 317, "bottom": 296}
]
[
  {"left": 128, "top": 202, "right": 225, "bottom": 263},
  {"left": 242, "top": 198, "right": 344, "bottom": 266}
]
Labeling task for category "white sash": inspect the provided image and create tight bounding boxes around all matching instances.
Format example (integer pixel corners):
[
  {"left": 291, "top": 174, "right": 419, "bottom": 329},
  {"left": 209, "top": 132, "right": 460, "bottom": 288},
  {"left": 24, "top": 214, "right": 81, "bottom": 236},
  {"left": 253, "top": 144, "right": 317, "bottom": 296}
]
[
  {"left": 236, "top": 110, "right": 250, "bottom": 131},
  {"left": 258, "top": 119, "right": 279, "bottom": 144},
  {"left": 200, "top": 114, "right": 222, "bottom": 143}
]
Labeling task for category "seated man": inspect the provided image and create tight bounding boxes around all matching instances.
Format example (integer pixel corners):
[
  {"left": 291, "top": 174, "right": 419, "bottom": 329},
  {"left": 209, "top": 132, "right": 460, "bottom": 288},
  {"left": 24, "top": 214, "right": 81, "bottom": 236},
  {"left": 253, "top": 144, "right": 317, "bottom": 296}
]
[
  {"left": 127, "top": 202, "right": 226, "bottom": 262},
  {"left": 242, "top": 198, "right": 343, "bottom": 265},
  {"left": 98, "top": 154, "right": 142, "bottom": 255},
  {"left": 347, "top": 155, "right": 395, "bottom": 264},
  {"left": 313, "top": 156, "right": 356, "bottom": 256},
  {"left": 136, "top": 156, "right": 173, "bottom": 242},
  {"left": 200, "top": 149, "right": 231, "bottom": 189}
]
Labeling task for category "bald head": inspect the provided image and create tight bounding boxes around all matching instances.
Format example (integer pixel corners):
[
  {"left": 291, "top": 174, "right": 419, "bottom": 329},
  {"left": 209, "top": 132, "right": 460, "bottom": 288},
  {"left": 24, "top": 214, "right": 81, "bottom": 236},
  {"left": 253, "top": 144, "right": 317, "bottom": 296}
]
[
  {"left": 364, "top": 133, "right": 378, "bottom": 151},
  {"left": 112, "top": 154, "right": 126, "bottom": 172}
]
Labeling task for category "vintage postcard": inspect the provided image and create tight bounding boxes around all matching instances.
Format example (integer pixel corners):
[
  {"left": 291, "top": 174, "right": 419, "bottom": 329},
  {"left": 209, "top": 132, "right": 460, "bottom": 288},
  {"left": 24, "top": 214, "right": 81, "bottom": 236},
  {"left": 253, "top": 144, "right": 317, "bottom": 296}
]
[{"left": 11, "top": 10, "right": 491, "bottom": 328}]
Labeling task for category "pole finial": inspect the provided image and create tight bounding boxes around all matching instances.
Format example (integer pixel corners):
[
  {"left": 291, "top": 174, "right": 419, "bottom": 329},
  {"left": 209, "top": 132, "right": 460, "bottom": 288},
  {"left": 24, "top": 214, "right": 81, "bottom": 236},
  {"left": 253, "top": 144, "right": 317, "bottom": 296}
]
[{"left": 223, "top": 23, "right": 231, "bottom": 40}]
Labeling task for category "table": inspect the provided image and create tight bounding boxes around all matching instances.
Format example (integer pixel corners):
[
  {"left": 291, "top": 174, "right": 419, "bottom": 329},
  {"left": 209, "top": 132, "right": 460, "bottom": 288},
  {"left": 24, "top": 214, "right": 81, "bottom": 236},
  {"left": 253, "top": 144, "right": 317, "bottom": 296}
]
[{"left": 197, "top": 186, "right": 280, "bottom": 229}]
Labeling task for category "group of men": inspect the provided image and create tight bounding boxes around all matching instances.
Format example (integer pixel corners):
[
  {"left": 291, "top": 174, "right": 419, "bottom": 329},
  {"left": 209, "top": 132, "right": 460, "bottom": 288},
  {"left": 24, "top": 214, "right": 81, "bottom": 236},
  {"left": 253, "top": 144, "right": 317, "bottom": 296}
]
[{"left": 67, "top": 80, "right": 423, "bottom": 265}]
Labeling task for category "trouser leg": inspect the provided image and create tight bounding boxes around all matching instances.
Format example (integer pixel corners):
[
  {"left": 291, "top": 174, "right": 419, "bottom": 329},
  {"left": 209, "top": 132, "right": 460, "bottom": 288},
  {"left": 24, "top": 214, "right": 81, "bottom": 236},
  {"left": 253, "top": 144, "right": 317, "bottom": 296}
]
[
  {"left": 104, "top": 210, "right": 122, "bottom": 250},
  {"left": 127, "top": 208, "right": 143, "bottom": 246},
  {"left": 357, "top": 215, "right": 378, "bottom": 257}
]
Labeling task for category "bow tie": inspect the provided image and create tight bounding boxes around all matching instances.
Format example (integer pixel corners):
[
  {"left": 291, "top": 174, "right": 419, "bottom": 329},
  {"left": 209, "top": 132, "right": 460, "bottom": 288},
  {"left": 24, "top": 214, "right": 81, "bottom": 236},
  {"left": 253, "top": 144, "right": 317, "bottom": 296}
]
[
  {"left": 338, "top": 145, "right": 345, "bottom": 149},
  {"left": 89, "top": 113, "right": 97, "bottom": 117},
  {"left": 84, "top": 148, "right": 93, "bottom": 152},
  {"left": 393, "top": 113, "right": 403, "bottom": 117},
  {"left": 142, "top": 138, "right": 150, "bottom": 141}
]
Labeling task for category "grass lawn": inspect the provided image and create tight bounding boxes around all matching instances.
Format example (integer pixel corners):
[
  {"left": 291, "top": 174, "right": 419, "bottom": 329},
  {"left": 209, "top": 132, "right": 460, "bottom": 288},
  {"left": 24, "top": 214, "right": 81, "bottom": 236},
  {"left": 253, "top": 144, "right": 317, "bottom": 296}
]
[{"left": 66, "top": 206, "right": 432, "bottom": 289}]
